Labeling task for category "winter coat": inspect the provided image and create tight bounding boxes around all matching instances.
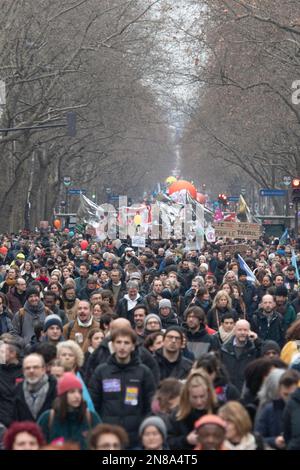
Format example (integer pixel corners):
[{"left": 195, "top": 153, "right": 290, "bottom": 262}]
[
  {"left": 255, "top": 398, "right": 285, "bottom": 449},
  {"left": 13, "top": 375, "right": 57, "bottom": 422},
  {"left": 38, "top": 408, "right": 100, "bottom": 450},
  {"left": 184, "top": 325, "right": 220, "bottom": 359},
  {"left": 7, "top": 287, "right": 26, "bottom": 314},
  {"left": 12, "top": 301, "right": 51, "bottom": 345},
  {"left": 63, "top": 318, "right": 99, "bottom": 347},
  {"left": 0, "top": 309, "right": 13, "bottom": 336},
  {"left": 220, "top": 337, "right": 260, "bottom": 392},
  {"left": 250, "top": 310, "right": 285, "bottom": 347},
  {"left": 167, "top": 408, "right": 209, "bottom": 450},
  {"left": 238, "top": 281, "right": 258, "bottom": 317},
  {"left": 117, "top": 295, "right": 144, "bottom": 326},
  {"left": 103, "top": 280, "right": 127, "bottom": 306},
  {"left": 284, "top": 388, "right": 300, "bottom": 450},
  {"left": 85, "top": 337, "right": 159, "bottom": 385},
  {"left": 159, "top": 310, "right": 180, "bottom": 329},
  {"left": 154, "top": 348, "right": 193, "bottom": 381},
  {"left": 207, "top": 307, "right": 237, "bottom": 331},
  {"left": 0, "top": 362, "right": 23, "bottom": 426},
  {"left": 63, "top": 298, "right": 80, "bottom": 322},
  {"left": 89, "top": 353, "right": 155, "bottom": 447}
]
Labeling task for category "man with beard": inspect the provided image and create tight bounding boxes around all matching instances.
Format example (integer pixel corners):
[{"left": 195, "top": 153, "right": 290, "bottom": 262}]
[
  {"left": 274, "top": 286, "right": 296, "bottom": 330},
  {"left": 251, "top": 294, "right": 285, "bottom": 347},
  {"left": 12, "top": 287, "right": 51, "bottom": 345},
  {"left": 13, "top": 353, "right": 57, "bottom": 421},
  {"left": 133, "top": 305, "right": 148, "bottom": 339},
  {"left": 62, "top": 284, "right": 80, "bottom": 322},
  {"left": 184, "top": 307, "right": 220, "bottom": 358}
]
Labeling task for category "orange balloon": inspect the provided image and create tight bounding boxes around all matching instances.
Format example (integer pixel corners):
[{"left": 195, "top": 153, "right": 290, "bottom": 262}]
[
  {"left": 196, "top": 192, "right": 207, "bottom": 204},
  {"left": 168, "top": 180, "right": 197, "bottom": 199},
  {"left": 53, "top": 219, "right": 61, "bottom": 229}
]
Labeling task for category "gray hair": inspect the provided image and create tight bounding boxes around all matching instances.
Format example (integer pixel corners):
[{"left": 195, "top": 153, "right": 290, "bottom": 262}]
[
  {"left": 127, "top": 280, "right": 139, "bottom": 290},
  {"left": 257, "top": 368, "right": 286, "bottom": 414}
]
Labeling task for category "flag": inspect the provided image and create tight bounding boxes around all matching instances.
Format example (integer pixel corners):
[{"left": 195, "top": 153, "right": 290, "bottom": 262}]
[
  {"left": 237, "top": 254, "right": 257, "bottom": 283},
  {"left": 279, "top": 228, "right": 289, "bottom": 246},
  {"left": 292, "top": 249, "right": 300, "bottom": 282},
  {"left": 237, "top": 195, "right": 251, "bottom": 223}
]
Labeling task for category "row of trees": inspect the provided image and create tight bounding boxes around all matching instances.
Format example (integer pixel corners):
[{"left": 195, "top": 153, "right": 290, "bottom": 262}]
[
  {"left": 0, "top": 0, "right": 173, "bottom": 231},
  {"left": 179, "top": 0, "right": 300, "bottom": 204}
]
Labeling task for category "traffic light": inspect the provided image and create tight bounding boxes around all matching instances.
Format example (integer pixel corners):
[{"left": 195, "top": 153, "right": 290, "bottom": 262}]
[
  {"left": 292, "top": 178, "right": 300, "bottom": 203},
  {"left": 218, "top": 194, "right": 228, "bottom": 206}
]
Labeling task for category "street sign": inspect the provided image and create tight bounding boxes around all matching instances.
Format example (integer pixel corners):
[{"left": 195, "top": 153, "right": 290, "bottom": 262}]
[
  {"left": 63, "top": 176, "right": 71, "bottom": 187},
  {"left": 68, "top": 189, "right": 86, "bottom": 195},
  {"left": 228, "top": 196, "right": 239, "bottom": 202},
  {"left": 260, "top": 189, "right": 287, "bottom": 197}
]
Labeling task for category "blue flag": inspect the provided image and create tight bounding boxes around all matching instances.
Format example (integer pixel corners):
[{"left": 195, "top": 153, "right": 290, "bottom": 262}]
[
  {"left": 292, "top": 249, "right": 300, "bottom": 282},
  {"left": 279, "top": 228, "right": 289, "bottom": 246},
  {"left": 237, "top": 254, "right": 257, "bottom": 283}
]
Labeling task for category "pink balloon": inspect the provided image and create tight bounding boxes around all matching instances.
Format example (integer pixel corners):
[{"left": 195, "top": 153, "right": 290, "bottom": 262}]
[{"left": 80, "top": 240, "right": 89, "bottom": 250}]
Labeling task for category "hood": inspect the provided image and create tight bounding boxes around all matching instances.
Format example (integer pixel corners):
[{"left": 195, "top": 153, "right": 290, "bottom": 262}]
[{"left": 107, "top": 350, "right": 141, "bottom": 369}]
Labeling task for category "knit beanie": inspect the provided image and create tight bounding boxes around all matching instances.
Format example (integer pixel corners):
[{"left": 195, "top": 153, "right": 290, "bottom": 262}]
[
  {"left": 139, "top": 416, "right": 167, "bottom": 440},
  {"left": 261, "top": 340, "right": 281, "bottom": 356},
  {"left": 57, "top": 372, "right": 82, "bottom": 396},
  {"left": 144, "top": 314, "right": 162, "bottom": 329},
  {"left": 25, "top": 286, "right": 40, "bottom": 300},
  {"left": 194, "top": 414, "right": 226, "bottom": 431},
  {"left": 43, "top": 314, "right": 63, "bottom": 332},
  {"left": 159, "top": 299, "right": 172, "bottom": 310}
]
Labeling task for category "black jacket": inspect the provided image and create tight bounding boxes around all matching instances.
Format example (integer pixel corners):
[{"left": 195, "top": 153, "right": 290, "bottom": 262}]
[
  {"left": 207, "top": 307, "right": 237, "bottom": 331},
  {"left": 117, "top": 296, "right": 144, "bottom": 326},
  {"left": 103, "top": 280, "right": 127, "bottom": 305},
  {"left": 85, "top": 337, "right": 159, "bottom": 385},
  {"left": 167, "top": 408, "right": 208, "bottom": 450},
  {"left": 0, "top": 362, "right": 23, "bottom": 426},
  {"left": 250, "top": 310, "right": 285, "bottom": 347},
  {"left": 184, "top": 325, "right": 220, "bottom": 358},
  {"left": 220, "top": 337, "right": 260, "bottom": 392},
  {"left": 255, "top": 398, "right": 285, "bottom": 449},
  {"left": 13, "top": 375, "right": 57, "bottom": 422},
  {"left": 154, "top": 348, "right": 193, "bottom": 381},
  {"left": 89, "top": 353, "right": 155, "bottom": 447},
  {"left": 284, "top": 388, "right": 300, "bottom": 450}
]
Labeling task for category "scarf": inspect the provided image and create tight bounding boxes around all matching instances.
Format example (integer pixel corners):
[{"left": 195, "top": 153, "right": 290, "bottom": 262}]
[
  {"left": 77, "top": 316, "right": 94, "bottom": 328},
  {"left": 23, "top": 374, "right": 49, "bottom": 419},
  {"left": 218, "top": 326, "right": 235, "bottom": 344},
  {"left": 224, "top": 433, "right": 257, "bottom": 451}
]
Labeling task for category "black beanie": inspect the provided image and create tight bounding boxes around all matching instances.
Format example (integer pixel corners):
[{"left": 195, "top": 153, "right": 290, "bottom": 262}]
[
  {"left": 25, "top": 286, "right": 40, "bottom": 300},
  {"left": 261, "top": 340, "right": 281, "bottom": 356}
]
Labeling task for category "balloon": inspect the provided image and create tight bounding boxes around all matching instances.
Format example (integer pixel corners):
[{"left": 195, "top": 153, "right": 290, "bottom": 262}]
[
  {"left": 196, "top": 192, "right": 207, "bottom": 204},
  {"left": 0, "top": 246, "right": 8, "bottom": 256},
  {"left": 168, "top": 180, "right": 197, "bottom": 199},
  {"left": 134, "top": 214, "right": 142, "bottom": 225},
  {"left": 64, "top": 228, "right": 69, "bottom": 233},
  {"left": 165, "top": 176, "right": 177, "bottom": 185},
  {"left": 69, "top": 231, "right": 75, "bottom": 237},
  {"left": 80, "top": 240, "right": 89, "bottom": 250},
  {"left": 53, "top": 219, "right": 61, "bottom": 229}
]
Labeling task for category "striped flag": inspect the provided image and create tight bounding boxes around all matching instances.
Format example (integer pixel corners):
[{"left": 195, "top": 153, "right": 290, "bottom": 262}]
[{"left": 237, "top": 254, "right": 257, "bottom": 283}]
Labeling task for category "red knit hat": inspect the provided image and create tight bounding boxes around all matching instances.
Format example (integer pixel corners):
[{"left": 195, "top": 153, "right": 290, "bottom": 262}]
[
  {"left": 194, "top": 415, "right": 226, "bottom": 431},
  {"left": 57, "top": 373, "right": 83, "bottom": 396}
]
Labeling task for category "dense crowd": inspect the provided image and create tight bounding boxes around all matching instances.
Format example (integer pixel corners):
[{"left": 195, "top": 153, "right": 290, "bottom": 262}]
[{"left": 1, "top": 231, "right": 300, "bottom": 451}]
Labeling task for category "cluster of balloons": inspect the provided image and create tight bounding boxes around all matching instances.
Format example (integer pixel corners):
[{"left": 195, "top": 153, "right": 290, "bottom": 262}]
[{"left": 165, "top": 177, "right": 207, "bottom": 204}]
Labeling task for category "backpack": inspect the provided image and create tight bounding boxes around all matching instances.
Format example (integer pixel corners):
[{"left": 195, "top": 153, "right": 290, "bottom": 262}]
[{"left": 65, "top": 320, "right": 75, "bottom": 339}]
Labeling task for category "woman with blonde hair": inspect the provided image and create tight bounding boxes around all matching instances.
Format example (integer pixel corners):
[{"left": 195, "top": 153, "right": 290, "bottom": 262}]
[
  {"left": 218, "top": 401, "right": 265, "bottom": 450},
  {"left": 207, "top": 290, "right": 237, "bottom": 330},
  {"left": 167, "top": 370, "right": 217, "bottom": 450},
  {"left": 56, "top": 340, "right": 95, "bottom": 412}
]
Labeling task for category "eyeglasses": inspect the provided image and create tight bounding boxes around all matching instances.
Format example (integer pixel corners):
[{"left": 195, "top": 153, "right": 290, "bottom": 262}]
[{"left": 165, "top": 335, "right": 181, "bottom": 342}]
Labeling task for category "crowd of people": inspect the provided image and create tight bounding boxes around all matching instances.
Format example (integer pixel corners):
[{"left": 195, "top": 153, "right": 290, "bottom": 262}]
[{"left": 1, "top": 230, "right": 300, "bottom": 451}]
